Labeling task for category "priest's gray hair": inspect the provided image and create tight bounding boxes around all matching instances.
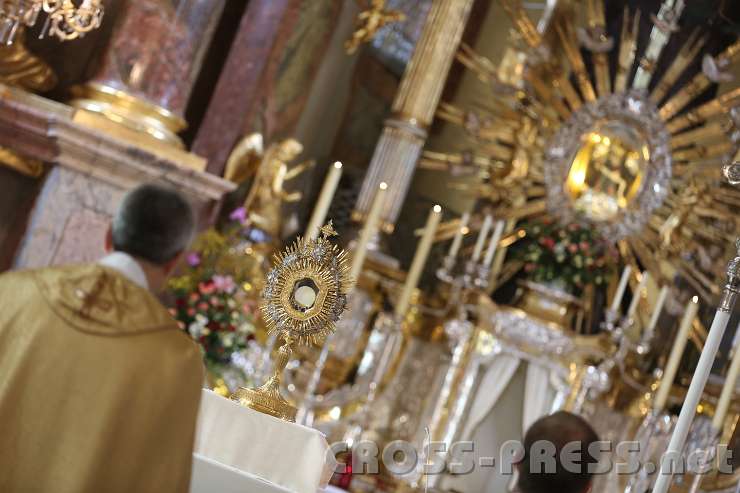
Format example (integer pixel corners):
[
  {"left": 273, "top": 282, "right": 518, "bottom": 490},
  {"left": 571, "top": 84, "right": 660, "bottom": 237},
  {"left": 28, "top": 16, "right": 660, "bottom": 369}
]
[{"left": 112, "top": 184, "right": 195, "bottom": 265}]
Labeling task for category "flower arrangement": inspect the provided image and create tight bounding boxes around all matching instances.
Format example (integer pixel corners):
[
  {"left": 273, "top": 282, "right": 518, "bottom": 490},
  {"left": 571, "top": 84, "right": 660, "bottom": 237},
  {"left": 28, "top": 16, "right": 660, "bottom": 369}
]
[
  {"left": 168, "top": 207, "right": 268, "bottom": 366},
  {"left": 516, "top": 218, "right": 618, "bottom": 293}
]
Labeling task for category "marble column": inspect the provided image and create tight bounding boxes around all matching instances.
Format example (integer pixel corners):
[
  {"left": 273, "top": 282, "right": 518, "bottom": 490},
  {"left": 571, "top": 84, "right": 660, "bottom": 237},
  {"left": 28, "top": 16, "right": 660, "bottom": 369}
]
[
  {"left": 192, "top": 0, "right": 342, "bottom": 175},
  {"left": 353, "top": 0, "right": 475, "bottom": 233}
]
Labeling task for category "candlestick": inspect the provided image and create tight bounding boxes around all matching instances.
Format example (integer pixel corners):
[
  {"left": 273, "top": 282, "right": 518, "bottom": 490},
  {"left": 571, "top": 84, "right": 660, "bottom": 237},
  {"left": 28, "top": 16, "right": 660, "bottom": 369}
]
[
  {"left": 305, "top": 161, "right": 343, "bottom": 240},
  {"left": 448, "top": 212, "right": 470, "bottom": 259},
  {"left": 646, "top": 286, "right": 669, "bottom": 335},
  {"left": 471, "top": 214, "right": 492, "bottom": 262},
  {"left": 395, "top": 205, "right": 442, "bottom": 318},
  {"left": 483, "top": 220, "right": 505, "bottom": 268},
  {"left": 712, "top": 323, "right": 740, "bottom": 430},
  {"left": 652, "top": 242, "right": 738, "bottom": 493},
  {"left": 349, "top": 182, "right": 387, "bottom": 283},
  {"left": 653, "top": 296, "right": 699, "bottom": 411},
  {"left": 610, "top": 265, "right": 632, "bottom": 313},
  {"left": 626, "top": 272, "right": 649, "bottom": 319}
]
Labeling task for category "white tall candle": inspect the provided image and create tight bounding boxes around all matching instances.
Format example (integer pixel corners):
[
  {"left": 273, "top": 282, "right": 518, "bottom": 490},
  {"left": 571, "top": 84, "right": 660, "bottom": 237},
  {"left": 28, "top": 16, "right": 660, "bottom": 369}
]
[
  {"left": 654, "top": 297, "right": 699, "bottom": 411},
  {"left": 712, "top": 322, "right": 740, "bottom": 430},
  {"left": 471, "top": 215, "right": 492, "bottom": 262},
  {"left": 626, "top": 272, "right": 649, "bottom": 319},
  {"left": 653, "top": 306, "right": 734, "bottom": 493},
  {"left": 646, "top": 286, "right": 669, "bottom": 335},
  {"left": 395, "top": 205, "right": 442, "bottom": 318},
  {"left": 305, "top": 161, "right": 343, "bottom": 240},
  {"left": 483, "top": 220, "right": 505, "bottom": 268},
  {"left": 447, "top": 212, "right": 470, "bottom": 259},
  {"left": 610, "top": 265, "right": 633, "bottom": 313},
  {"left": 349, "top": 182, "right": 387, "bottom": 283}
]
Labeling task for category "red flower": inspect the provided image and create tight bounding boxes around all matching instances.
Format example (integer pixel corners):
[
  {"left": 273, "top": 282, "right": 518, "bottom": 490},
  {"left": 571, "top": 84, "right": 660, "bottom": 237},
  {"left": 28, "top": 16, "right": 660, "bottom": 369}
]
[
  {"left": 199, "top": 281, "right": 216, "bottom": 295},
  {"left": 198, "top": 302, "right": 209, "bottom": 311},
  {"left": 540, "top": 237, "right": 556, "bottom": 249}
]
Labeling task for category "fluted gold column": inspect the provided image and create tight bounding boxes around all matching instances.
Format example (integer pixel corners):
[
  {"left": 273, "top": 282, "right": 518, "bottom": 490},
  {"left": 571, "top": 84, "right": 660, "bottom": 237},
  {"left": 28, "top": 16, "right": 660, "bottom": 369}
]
[{"left": 353, "top": 0, "right": 475, "bottom": 232}]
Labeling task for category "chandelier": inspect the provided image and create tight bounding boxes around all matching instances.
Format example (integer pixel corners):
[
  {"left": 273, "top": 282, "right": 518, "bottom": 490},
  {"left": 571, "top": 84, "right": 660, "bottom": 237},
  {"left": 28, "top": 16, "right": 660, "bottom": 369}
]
[{"left": 0, "top": 0, "right": 104, "bottom": 45}]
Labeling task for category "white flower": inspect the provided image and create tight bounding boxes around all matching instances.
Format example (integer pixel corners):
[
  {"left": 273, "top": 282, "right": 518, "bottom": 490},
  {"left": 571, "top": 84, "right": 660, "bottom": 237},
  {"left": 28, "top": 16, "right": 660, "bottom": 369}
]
[
  {"left": 189, "top": 322, "right": 205, "bottom": 338},
  {"left": 221, "top": 332, "right": 235, "bottom": 348}
]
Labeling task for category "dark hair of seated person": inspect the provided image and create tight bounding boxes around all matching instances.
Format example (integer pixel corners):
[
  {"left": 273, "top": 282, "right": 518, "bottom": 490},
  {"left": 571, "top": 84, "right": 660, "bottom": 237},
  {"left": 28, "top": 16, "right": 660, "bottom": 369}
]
[{"left": 518, "top": 411, "right": 600, "bottom": 493}]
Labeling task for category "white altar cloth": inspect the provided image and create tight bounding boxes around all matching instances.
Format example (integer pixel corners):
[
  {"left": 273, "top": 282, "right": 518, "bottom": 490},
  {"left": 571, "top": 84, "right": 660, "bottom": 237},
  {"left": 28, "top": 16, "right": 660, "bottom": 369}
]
[
  {"left": 193, "top": 390, "right": 336, "bottom": 493},
  {"left": 191, "top": 453, "right": 292, "bottom": 493}
]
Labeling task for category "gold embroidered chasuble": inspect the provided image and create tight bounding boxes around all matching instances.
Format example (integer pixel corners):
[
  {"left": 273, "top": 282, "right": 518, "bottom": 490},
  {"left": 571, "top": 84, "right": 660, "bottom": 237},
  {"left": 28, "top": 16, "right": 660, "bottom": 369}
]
[{"left": 0, "top": 264, "right": 204, "bottom": 493}]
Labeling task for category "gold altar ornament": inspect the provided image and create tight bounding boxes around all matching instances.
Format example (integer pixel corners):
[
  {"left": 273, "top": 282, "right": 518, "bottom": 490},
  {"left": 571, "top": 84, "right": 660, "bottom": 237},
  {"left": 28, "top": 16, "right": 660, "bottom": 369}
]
[
  {"left": 231, "top": 222, "right": 351, "bottom": 421},
  {"left": 0, "top": 0, "right": 104, "bottom": 44},
  {"left": 345, "top": 0, "right": 406, "bottom": 55}
]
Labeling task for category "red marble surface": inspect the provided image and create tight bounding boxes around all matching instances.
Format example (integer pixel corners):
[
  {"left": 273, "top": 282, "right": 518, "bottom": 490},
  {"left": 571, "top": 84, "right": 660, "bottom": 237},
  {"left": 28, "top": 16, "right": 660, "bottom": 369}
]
[
  {"left": 191, "top": 0, "right": 301, "bottom": 175},
  {"left": 192, "top": 0, "right": 341, "bottom": 176}
]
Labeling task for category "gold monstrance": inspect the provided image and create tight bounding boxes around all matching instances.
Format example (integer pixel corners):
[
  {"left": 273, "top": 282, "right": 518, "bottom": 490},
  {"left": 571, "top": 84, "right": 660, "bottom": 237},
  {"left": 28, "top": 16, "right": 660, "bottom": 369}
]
[{"left": 231, "top": 222, "right": 351, "bottom": 421}]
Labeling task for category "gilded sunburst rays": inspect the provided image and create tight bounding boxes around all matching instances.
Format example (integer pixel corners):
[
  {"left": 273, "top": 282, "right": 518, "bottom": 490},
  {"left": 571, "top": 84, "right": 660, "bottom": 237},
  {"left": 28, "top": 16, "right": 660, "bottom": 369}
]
[
  {"left": 426, "top": 0, "right": 740, "bottom": 306},
  {"left": 261, "top": 226, "right": 351, "bottom": 346}
]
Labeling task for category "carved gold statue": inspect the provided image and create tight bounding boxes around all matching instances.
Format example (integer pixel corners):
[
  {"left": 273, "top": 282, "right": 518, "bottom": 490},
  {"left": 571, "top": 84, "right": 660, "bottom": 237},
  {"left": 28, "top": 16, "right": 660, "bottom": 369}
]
[
  {"left": 224, "top": 133, "right": 315, "bottom": 239},
  {"left": 345, "top": 0, "right": 406, "bottom": 55}
]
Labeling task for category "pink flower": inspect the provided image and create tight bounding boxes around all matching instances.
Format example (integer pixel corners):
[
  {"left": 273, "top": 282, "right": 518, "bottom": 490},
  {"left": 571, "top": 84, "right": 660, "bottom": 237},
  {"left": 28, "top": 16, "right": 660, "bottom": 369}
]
[
  {"left": 213, "top": 275, "right": 236, "bottom": 294},
  {"left": 229, "top": 207, "right": 248, "bottom": 224},
  {"left": 186, "top": 252, "right": 201, "bottom": 267},
  {"left": 579, "top": 241, "right": 589, "bottom": 251},
  {"left": 568, "top": 243, "right": 578, "bottom": 253}
]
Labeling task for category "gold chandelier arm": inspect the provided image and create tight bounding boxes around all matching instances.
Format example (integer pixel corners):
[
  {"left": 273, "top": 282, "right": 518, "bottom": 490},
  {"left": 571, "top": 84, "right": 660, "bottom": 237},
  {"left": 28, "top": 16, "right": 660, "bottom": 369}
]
[{"left": 650, "top": 30, "right": 707, "bottom": 105}]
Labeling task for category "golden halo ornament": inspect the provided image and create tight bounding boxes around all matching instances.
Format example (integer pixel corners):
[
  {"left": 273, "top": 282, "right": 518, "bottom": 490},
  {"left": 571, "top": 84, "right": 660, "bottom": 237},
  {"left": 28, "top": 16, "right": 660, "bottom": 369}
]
[{"left": 231, "top": 222, "right": 351, "bottom": 422}]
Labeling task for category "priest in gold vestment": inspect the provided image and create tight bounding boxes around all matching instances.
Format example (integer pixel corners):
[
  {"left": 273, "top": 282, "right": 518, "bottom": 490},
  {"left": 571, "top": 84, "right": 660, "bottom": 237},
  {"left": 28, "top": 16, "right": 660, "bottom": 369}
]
[{"left": 0, "top": 185, "right": 204, "bottom": 493}]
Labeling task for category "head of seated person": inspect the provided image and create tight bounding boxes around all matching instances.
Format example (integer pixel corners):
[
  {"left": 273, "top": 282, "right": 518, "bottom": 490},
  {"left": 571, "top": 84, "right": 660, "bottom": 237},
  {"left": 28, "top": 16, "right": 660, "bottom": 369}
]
[
  {"left": 518, "top": 411, "right": 600, "bottom": 493},
  {"left": 106, "top": 183, "right": 195, "bottom": 292}
]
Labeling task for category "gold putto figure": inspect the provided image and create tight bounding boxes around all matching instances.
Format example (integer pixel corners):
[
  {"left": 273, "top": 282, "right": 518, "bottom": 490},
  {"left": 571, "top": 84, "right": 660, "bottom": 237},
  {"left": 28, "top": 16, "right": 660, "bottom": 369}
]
[{"left": 224, "top": 133, "right": 315, "bottom": 239}]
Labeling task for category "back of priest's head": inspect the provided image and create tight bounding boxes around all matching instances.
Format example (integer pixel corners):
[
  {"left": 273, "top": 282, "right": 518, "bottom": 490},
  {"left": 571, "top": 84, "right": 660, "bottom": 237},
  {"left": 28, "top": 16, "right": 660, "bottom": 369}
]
[
  {"left": 518, "top": 411, "right": 599, "bottom": 493},
  {"left": 111, "top": 183, "right": 195, "bottom": 266}
]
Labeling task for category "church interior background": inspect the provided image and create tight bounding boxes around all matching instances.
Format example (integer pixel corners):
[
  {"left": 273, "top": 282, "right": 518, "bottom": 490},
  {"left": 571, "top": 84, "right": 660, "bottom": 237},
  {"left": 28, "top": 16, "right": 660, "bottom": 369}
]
[{"left": 1, "top": 0, "right": 740, "bottom": 492}]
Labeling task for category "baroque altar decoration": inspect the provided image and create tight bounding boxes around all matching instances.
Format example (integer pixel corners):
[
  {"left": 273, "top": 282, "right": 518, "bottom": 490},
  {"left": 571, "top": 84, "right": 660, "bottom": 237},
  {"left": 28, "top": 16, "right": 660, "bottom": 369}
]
[{"left": 425, "top": 0, "right": 740, "bottom": 309}]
